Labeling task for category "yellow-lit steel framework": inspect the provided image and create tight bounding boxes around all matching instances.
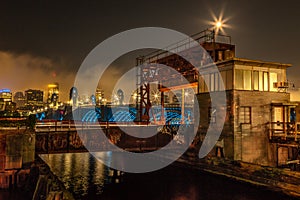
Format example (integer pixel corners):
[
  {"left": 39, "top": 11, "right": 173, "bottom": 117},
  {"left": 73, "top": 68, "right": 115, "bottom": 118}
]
[{"left": 135, "top": 29, "right": 233, "bottom": 122}]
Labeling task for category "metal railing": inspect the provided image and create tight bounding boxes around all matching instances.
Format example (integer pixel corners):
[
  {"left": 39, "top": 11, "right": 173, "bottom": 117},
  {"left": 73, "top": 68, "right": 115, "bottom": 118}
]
[
  {"left": 268, "top": 122, "right": 300, "bottom": 141},
  {"left": 143, "top": 29, "right": 231, "bottom": 64}
]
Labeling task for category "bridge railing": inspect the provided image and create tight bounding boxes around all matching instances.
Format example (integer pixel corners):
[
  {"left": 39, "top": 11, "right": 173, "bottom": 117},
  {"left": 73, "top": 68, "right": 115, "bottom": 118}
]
[
  {"left": 35, "top": 120, "right": 160, "bottom": 132},
  {"left": 35, "top": 120, "right": 105, "bottom": 132}
]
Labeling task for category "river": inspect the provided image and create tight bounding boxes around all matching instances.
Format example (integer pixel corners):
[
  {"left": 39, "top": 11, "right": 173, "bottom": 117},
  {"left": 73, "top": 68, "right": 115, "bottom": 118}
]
[{"left": 37, "top": 152, "right": 300, "bottom": 200}]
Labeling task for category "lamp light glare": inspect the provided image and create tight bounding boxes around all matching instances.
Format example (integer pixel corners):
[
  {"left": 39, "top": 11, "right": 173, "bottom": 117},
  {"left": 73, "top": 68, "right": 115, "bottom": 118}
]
[{"left": 216, "top": 21, "right": 222, "bottom": 28}]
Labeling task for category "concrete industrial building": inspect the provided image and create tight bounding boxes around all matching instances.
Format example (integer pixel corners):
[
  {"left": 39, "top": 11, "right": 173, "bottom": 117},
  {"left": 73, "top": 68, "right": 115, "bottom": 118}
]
[
  {"left": 197, "top": 57, "right": 295, "bottom": 167},
  {"left": 137, "top": 29, "right": 299, "bottom": 168}
]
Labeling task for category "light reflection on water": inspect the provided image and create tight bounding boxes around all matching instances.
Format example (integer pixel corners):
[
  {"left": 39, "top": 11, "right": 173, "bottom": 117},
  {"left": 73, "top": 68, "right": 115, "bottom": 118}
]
[
  {"left": 40, "top": 153, "right": 298, "bottom": 200},
  {"left": 40, "top": 152, "right": 116, "bottom": 197}
]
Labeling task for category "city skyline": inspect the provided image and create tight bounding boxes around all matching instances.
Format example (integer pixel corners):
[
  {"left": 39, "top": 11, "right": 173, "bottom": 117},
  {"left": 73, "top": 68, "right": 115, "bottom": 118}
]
[
  {"left": 2, "top": 2, "right": 300, "bottom": 199},
  {"left": 0, "top": 1, "right": 300, "bottom": 101}
]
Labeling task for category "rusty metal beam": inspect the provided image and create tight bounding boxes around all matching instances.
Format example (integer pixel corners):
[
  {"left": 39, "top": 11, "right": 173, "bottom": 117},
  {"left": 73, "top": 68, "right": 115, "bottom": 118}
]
[{"left": 159, "top": 82, "right": 198, "bottom": 92}]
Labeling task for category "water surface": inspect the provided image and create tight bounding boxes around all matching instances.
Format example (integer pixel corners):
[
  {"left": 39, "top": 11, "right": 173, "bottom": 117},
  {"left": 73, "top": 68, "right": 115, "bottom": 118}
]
[{"left": 40, "top": 152, "right": 298, "bottom": 200}]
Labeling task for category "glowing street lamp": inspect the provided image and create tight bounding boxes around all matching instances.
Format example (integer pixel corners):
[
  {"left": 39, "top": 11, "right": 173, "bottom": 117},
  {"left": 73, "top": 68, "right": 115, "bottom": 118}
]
[
  {"left": 215, "top": 21, "right": 222, "bottom": 29},
  {"left": 208, "top": 11, "right": 231, "bottom": 34}
]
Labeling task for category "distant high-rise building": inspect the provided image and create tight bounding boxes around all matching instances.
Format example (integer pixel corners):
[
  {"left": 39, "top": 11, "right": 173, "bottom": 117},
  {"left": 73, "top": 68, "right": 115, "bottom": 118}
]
[
  {"left": 13, "top": 91, "right": 26, "bottom": 108},
  {"left": 117, "top": 89, "right": 124, "bottom": 105},
  {"left": 78, "top": 94, "right": 91, "bottom": 105},
  {"left": 0, "top": 89, "right": 14, "bottom": 112},
  {"left": 0, "top": 89, "right": 12, "bottom": 103},
  {"left": 95, "top": 88, "right": 105, "bottom": 105},
  {"left": 69, "top": 87, "right": 78, "bottom": 106},
  {"left": 25, "top": 89, "right": 44, "bottom": 107},
  {"left": 47, "top": 83, "right": 59, "bottom": 103}
]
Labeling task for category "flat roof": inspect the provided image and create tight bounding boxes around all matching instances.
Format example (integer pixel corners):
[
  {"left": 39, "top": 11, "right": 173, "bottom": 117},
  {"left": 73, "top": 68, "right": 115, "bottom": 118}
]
[
  {"left": 216, "top": 57, "right": 292, "bottom": 68},
  {"left": 233, "top": 58, "right": 292, "bottom": 67}
]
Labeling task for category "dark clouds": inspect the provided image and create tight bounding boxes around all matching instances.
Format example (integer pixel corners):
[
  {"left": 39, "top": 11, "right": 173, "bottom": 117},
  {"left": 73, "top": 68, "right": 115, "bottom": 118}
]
[
  {"left": 0, "top": 51, "right": 75, "bottom": 100},
  {"left": 0, "top": 0, "right": 300, "bottom": 100}
]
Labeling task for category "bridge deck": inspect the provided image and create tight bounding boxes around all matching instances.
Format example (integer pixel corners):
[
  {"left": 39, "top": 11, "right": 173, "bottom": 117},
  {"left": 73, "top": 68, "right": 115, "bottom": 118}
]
[{"left": 35, "top": 120, "right": 186, "bottom": 132}]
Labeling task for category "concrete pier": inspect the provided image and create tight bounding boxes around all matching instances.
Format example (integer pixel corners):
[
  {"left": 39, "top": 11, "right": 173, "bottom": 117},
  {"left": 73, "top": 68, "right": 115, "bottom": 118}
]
[{"left": 0, "top": 128, "right": 35, "bottom": 189}]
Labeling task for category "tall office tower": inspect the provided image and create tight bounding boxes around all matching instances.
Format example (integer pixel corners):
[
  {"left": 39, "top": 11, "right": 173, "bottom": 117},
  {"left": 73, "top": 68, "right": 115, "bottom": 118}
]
[
  {"left": 0, "top": 89, "right": 12, "bottom": 103},
  {"left": 13, "top": 91, "right": 26, "bottom": 108},
  {"left": 47, "top": 82, "right": 59, "bottom": 104},
  {"left": 25, "top": 89, "right": 44, "bottom": 107},
  {"left": 95, "top": 88, "right": 105, "bottom": 105}
]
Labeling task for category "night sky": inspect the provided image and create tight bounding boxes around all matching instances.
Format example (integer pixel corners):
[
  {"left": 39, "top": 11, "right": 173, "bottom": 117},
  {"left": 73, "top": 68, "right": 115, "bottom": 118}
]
[{"left": 0, "top": 1, "right": 300, "bottom": 101}]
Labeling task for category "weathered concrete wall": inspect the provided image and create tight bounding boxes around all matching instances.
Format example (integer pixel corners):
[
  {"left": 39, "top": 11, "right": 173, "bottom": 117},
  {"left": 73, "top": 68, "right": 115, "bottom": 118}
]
[
  {"left": 197, "top": 91, "right": 234, "bottom": 159},
  {"left": 0, "top": 135, "right": 5, "bottom": 172},
  {"left": 6, "top": 133, "right": 35, "bottom": 168},
  {"left": 0, "top": 129, "right": 35, "bottom": 170},
  {"left": 0, "top": 129, "right": 35, "bottom": 189},
  {"left": 197, "top": 90, "right": 290, "bottom": 167},
  {"left": 36, "top": 131, "right": 86, "bottom": 153},
  {"left": 35, "top": 125, "right": 189, "bottom": 154},
  {"left": 233, "top": 91, "right": 290, "bottom": 166}
]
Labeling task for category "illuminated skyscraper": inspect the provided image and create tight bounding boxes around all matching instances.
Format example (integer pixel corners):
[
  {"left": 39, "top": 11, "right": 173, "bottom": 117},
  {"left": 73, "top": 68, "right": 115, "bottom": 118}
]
[
  {"left": 95, "top": 88, "right": 105, "bottom": 105},
  {"left": 0, "top": 89, "right": 14, "bottom": 112},
  {"left": 47, "top": 82, "right": 59, "bottom": 103},
  {"left": 0, "top": 89, "right": 12, "bottom": 103},
  {"left": 25, "top": 89, "right": 44, "bottom": 107},
  {"left": 69, "top": 87, "right": 78, "bottom": 106},
  {"left": 13, "top": 91, "right": 26, "bottom": 108}
]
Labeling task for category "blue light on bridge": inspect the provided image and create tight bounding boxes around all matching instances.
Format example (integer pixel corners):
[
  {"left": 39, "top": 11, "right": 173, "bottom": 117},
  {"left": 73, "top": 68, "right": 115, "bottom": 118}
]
[
  {"left": 79, "top": 106, "right": 193, "bottom": 124},
  {"left": 109, "top": 110, "right": 135, "bottom": 122},
  {"left": 82, "top": 110, "right": 101, "bottom": 122},
  {"left": 36, "top": 112, "right": 46, "bottom": 120}
]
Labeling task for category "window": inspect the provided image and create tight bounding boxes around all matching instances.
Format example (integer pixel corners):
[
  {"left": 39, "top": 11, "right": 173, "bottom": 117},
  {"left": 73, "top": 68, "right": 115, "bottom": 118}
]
[
  {"left": 208, "top": 107, "right": 216, "bottom": 123},
  {"left": 253, "top": 71, "right": 259, "bottom": 90},
  {"left": 219, "top": 70, "right": 231, "bottom": 90},
  {"left": 254, "top": 71, "right": 266, "bottom": 91},
  {"left": 214, "top": 73, "right": 219, "bottom": 91},
  {"left": 263, "top": 72, "right": 269, "bottom": 91},
  {"left": 239, "top": 106, "right": 251, "bottom": 124},
  {"left": 235, "top": 69, "right": 243, "bottom": 89},
  {"left": 259, "top": 71, "right": 263, "bottom": 91},
  {"left": 199, "top": 72, "right": 223, "bottom": 93},
  {"left": 234, "top": 69, "right": 274, "bottom": 92},
  {"left": 244, "top": 70, "right": 252, "bottom": 90},
  {"left": 210, "top": 73, "right": 215, "bottom": 91},
  {"left": 235, "top": 69, "right": 252, "bottom": 90}
]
